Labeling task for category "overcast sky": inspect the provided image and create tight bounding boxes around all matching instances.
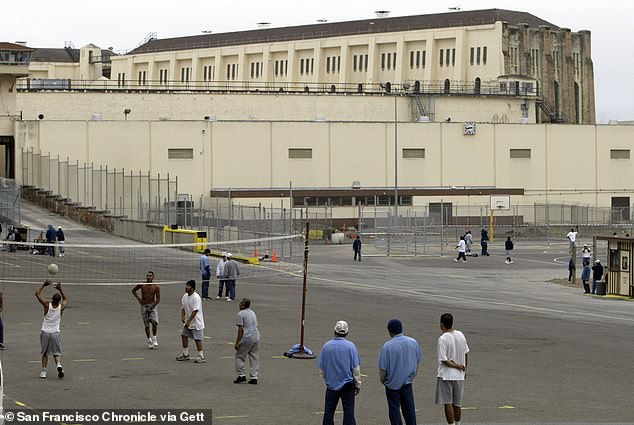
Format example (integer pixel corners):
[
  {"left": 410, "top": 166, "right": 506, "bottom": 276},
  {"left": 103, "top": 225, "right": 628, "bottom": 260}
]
[{"left": 3, "top": 0, "right": 630, "bottom": 123}]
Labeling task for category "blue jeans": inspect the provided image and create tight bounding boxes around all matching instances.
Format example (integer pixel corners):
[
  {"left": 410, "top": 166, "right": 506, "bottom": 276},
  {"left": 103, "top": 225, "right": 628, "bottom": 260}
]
[
  {"left": 48, "top": 245, "right": 55, "bottom": 257},
  {"left": 217, "top": 280, "right": 227, "bottom": 297},
  {"left": 354, "top": 250, "right": 361, "bottom": 261},
  {"left": 226, "top": 280, "right": 236, "bottom": 300},
  {"left": 201, "top": 273, "right": 211, "bottom": 298},
  {"left": 481, "top": 241, "right": 488, "bottom": 255},
  {"left": 385, "top": 384, "right": 416, "bottom": 425},
  {"left": 323, "top": 382, "right": 356, "bottom": 425}
]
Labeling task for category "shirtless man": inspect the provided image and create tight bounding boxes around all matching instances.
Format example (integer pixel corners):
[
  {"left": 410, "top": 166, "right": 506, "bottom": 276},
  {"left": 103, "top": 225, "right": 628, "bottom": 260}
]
[{"left": 132, "top": 271, "right": 161, "bottom": 349}]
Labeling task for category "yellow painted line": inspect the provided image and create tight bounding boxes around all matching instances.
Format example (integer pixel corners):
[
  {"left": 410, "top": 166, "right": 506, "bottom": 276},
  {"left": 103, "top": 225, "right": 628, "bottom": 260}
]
[
  {"left": 21, "top": 322, "right": 34, "bottom": 325},
  {"left": 219, "top": 356, "right": 233, "bottom": 359},
  {"left": 360, "top": 373, "right": 368, "bottom": 377},
  {"left": 214, "top": 415, "right": 249, "bottom": 419},
  {"left": 28, "top": 360, "right": 40, "bottom": 363},
  {"left": 271, "top": 355, "right": 286, "bottom": 359},
  {"left": 73, "top": 359, "right": 96, "bottom": 362},
  {"left": 462, "top": 407, "right": 478, "bottom": 410},
  {"left": 204, "top": 336, "right": 212, "bottom": 339},
  {"left": 498, "top": 405, "right": 515, "bottom": 409},
  {"left": 15, "top": 401, "right": 27, "bottom": 407},
  {"left": 77, "top": 322, "right": 90, "bottom": 325},
  {"left": 122, "top": 357, "right": 144, "bottom": 361}
]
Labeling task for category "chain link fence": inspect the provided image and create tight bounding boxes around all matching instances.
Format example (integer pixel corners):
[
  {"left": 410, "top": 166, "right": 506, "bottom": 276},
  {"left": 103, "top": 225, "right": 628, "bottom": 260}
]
[
  {"left": 0, "top": 177, "right": 21, "bottom": 226},
  {"left": 359, "top": 203, "right": 634, "bottom": 256}
]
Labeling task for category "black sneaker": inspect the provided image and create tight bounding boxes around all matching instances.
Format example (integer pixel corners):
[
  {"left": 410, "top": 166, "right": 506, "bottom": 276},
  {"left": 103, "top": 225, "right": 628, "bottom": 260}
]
[
  {"left": 248, "top": 379, "right": 258, "bottom": 385},
  {"left": 57, "top": 365, "right": 64, "bottom": 379},
  {"left": 233, "top": 376, "right": 247, "bottom": 384}
]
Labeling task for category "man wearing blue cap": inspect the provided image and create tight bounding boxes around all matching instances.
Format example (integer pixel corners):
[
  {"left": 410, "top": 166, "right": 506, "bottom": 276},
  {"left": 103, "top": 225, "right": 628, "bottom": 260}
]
[{"left": 378, "top": 319, "right": 422, "bottom": 425}]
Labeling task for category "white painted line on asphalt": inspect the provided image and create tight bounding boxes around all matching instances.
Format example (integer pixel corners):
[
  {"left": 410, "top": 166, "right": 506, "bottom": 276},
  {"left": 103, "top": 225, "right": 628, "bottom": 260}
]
[
  {"left": 307, "top": 275, "right": 634, "bottom": 323},
  {"left": 122, "top": 357, "right": 144, "bottom": 361},
  {"left": 73, "top": 359, "right": 96, "bottom": 362}
]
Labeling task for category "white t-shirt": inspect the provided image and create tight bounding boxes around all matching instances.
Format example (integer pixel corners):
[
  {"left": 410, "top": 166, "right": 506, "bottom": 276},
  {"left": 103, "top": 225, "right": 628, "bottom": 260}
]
[
  {"left": 567, "top": 231, "right": 578, "bottom": 243},
  {"left": 41, "top": 303, "right": 61, "bottom": 333},
  {"left": 181, "top": 292, "right": 204, "bottom": 330},
  {"left": 582, "top": 248, "right": 591, "bottom": 258},
  {"left": 457, "top": 240, "right": 466, "bottom": 253},
  {"left": 437, "top": 330, "right": 469, "bottom": 381}
]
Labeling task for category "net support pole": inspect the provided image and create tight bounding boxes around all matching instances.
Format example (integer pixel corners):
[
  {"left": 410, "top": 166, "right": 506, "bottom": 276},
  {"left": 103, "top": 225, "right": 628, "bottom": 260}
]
[{"left": 293, "top": 221, "right": 314, "bottom": 359}]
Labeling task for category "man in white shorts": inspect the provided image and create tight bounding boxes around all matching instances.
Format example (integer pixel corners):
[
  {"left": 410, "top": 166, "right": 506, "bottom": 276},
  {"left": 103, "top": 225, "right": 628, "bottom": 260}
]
[
  {"left": 35, "top": 280, "right": 69, "bottom": 379},
  {"left": 436, "top": 313, "right": 469, "bottom": 425},
  {"left": 176, "top": 280, "right": 206, "bottom": 363}
]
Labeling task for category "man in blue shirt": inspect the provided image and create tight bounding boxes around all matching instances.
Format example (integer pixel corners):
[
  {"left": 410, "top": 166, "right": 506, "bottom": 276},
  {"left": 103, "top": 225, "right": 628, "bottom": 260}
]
[
  {"left": 199, "top": 249, "right": 212, "bottom": 300},
  {"left": 378, "top": 319, "right": 423, "bottom": 425},
  {"left": 317, "top": 320, "right": 362, "bottom": 425}
]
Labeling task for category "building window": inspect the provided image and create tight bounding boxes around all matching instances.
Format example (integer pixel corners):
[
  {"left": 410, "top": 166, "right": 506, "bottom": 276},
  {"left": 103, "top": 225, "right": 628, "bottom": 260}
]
[
  {"left": 353, "top": 55, "right": 358, "bottom": 72},
  {"left": 381, "top": 53, "right": 386, "bottom": 71},
  {"left": 392, "top": 52, "right": 396, "bottom": 70},
  {"left": 337, "top": 56, "right": 341, "bottom": 73},
  {"left": 364, "top": 54, "right": 368, "bottom": 72},
  {"left": 409, "top": 51, "right": 414, "bottom": 69},
  {"left": 403, "top": 148, "right": 425, "bottom": 159},
  {"left": 231, "top": 64, "right": 236, "bottom": 80},
  {"left": 452, "top": 49, "right": 456, "bottom": 66},
  {"left": 446, "top": 49, "right": 450, "bottom": 67},
  {"left": 444, "top": 79, "right": 450, "bottom": 93},
  {"left": 477, "top": 47, "right": 481, "bottom": 65},
  {"left": 611, "top": 149, "right": 630, "bottom": 159},
  {"left": 168, "top": 148, "right": 194, "bottom": 160},
  {"left": 159, "top": 69, "right": 168, "bottom": 84},
  {"left": 415, "top": 51, "right": 420, "bottom": 68},
  {"left": 439, "top": 49, "right": 444, "bottom": 67},
  {"left": 326, "top": 57, "right": 331, "bottom": 74},
  {"left": 510, "top": 149, "right": 531, "bottom": 159},
  {"left": 470, "top": 48, "right": 474, "bottom": 65},
  {"left": 387, "top": 53, "right": 391, "bottom": 70},
  {"left": 288, "top": 148, "right": 313, "bottom": 159},
  {"left": 117, "top": 72, "right": 125, "bottom": 87},
  {"left": 285, "top": 60, "right": 288, "bottom": 76},
  {"left": 138, "top": 70, "right": 146, "bottom": 85},
  {"left": 483, "top": 47, "right": 487, "bottom": 65},
  {"left": 422, "top": 50, "right": 426, "bottom": 68}
]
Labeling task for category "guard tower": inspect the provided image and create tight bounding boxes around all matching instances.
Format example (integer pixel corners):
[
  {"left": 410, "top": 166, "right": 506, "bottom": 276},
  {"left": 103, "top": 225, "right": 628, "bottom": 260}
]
[{"left": 0, "top": 42, "right": 34, "bottom": 178}]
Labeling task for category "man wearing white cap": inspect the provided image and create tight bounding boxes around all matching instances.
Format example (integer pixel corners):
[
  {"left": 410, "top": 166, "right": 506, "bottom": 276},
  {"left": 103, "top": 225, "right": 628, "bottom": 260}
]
[
  {"left": 317, "top": 320, "right": 361, "bottom": 425},
  {"left": 223, "top": 253, "right": 240, "bottom": 301},
  {"left": 215, "top": 252, "right": 228, "bottom": 300}
]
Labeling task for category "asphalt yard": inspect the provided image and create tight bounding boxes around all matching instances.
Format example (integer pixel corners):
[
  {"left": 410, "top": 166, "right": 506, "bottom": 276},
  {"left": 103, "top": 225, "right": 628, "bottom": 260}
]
[{"left": 1, "top": 201, "right": 634, "bottom": 424}]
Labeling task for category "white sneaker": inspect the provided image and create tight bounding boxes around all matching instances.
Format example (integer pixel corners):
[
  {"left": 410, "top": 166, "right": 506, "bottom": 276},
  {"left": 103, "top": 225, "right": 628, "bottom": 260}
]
[
  {"left": 152, "top": 339, "right": 158, "bottom": 348},
  {"left": 40, "top": 368, "right": 47, "bottom": 379},
  {"left": 227, "top": 298, "right": 233, "bottom": 302},
  {"left": 194, "top": 356, "right": 206, "bottom": 363},
  {"left": 509, "top": 260, "right": 513, "bottom": 264},
  {"left": 148, "top": 340, "right": 154, "bottom": 349},
  {"left": 454, "top": 259, "right": 459, "bottom": 262},
  {"left": 215, "top": 296, "right": 221, "bottom": 300}
]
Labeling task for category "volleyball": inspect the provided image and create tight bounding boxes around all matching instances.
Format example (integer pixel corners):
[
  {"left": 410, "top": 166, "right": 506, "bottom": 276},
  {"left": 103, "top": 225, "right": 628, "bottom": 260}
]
[{"left": 47, "top": 264, "right": 59, "bottom": 275}]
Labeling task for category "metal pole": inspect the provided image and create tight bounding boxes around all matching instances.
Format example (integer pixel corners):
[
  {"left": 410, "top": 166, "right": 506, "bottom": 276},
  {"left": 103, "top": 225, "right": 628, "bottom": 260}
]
[
  {"left": 293, "top": 222, "right": 315, "bottom": 359},
  {"left": 440, "top": 198, "right": 444, "bottom": 256},
  {"left": 394, "top": 95, "right": 399, "bottom": 223}
]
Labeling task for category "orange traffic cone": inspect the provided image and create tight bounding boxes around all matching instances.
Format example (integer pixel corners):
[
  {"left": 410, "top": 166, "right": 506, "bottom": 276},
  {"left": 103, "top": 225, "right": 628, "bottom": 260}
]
[
  {"left": 254, "top": 248, "right": 258, "bottom": 258},
  {"left": 272, "top": 250, "right": 277, "bottom": 263}
]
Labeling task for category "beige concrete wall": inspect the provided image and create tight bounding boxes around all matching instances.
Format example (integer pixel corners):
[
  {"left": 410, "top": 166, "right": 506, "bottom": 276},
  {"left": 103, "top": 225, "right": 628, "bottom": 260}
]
[
  {"left": 16, "top": 91, "right": 533, "bottom": 124},
  {"left": 14, "top": 120, "right": 634, "bottom": 209}
]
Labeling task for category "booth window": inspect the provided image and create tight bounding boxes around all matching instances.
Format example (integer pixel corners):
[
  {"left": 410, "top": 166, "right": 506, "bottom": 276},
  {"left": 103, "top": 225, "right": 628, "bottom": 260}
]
[
  {"left": 289, "top": 148, "right": 312, "bottom": 159},
  {"left": 168, "top": 148, "right": 194, "bottom": 160}
]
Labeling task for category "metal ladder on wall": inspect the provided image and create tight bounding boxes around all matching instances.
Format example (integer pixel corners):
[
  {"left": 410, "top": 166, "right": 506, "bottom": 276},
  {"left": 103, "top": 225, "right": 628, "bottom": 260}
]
[{"left": 413, "top": 96, "right": 429, "bottom": 120}]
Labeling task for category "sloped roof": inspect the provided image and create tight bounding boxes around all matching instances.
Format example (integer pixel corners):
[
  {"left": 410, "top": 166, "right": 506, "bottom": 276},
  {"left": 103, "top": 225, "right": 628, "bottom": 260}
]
[
  {"left": 128, "top": 8, "right": 559, "bottom": 55},
  {"left": 0, "top": 42, "right": 36, "bottom": 52},
  {"left": 29, "top": 48, "right": 118, "bottom": 63}
]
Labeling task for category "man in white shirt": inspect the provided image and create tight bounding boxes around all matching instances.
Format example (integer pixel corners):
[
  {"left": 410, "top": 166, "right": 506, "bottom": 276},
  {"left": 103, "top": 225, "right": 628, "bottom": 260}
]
[
  {"left": 454, "top": 236, "right": 467, "bottom": 262},
  {"left": 566, "top": 227, "right": 578, "bottom": 253},
  {"left": 35, "top": 280, "right": 69, "bottom": 379},
  {"left": 176, "top": 280, "right": 206, "bottom": 363},
  {"left": 436, "top": 313, "right": 469, "bottom": 425}
]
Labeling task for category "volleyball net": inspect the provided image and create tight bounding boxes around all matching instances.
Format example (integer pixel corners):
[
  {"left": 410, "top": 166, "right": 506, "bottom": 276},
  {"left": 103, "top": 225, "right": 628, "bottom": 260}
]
[{"left": 0, "top": 234, "right": 304, "bottom": 286}]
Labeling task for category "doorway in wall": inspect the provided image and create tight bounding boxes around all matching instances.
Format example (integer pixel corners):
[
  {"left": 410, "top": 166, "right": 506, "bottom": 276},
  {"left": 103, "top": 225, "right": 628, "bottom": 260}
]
[{"left": 0, "top": 136, "right": 15, "bottom": 178}]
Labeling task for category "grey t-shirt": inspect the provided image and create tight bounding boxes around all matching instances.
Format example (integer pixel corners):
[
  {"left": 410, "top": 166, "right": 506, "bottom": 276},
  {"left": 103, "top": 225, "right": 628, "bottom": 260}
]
[{"left": 236, "top": 308, "right": 260, "bottom": 342}]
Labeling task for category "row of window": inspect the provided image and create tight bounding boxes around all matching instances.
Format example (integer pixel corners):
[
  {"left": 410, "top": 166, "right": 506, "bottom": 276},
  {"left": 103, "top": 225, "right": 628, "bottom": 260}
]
[
  {"left": 326, "top": 56, "right": 341, "bottom": 74},
  {"left": 381, "top": 52, "right": 397, "bottom": 71},
  {"left": 118, "top": 46, "right": 491, "bottom": 86},
  {"left": 409, "top": 50, "right": 426, "bottom": 69},
  {"left": 167, "top": 148, "right": 633, "bottom": 162},
  {"left": 293, "top": 195, "right": 413, "bottom": 207}
]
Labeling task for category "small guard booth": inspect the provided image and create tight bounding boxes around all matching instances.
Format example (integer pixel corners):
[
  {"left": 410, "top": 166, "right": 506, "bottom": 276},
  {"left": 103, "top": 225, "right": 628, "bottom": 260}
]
[{"left": 594, "top": 236, "right": 634, "bottom": 297}]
